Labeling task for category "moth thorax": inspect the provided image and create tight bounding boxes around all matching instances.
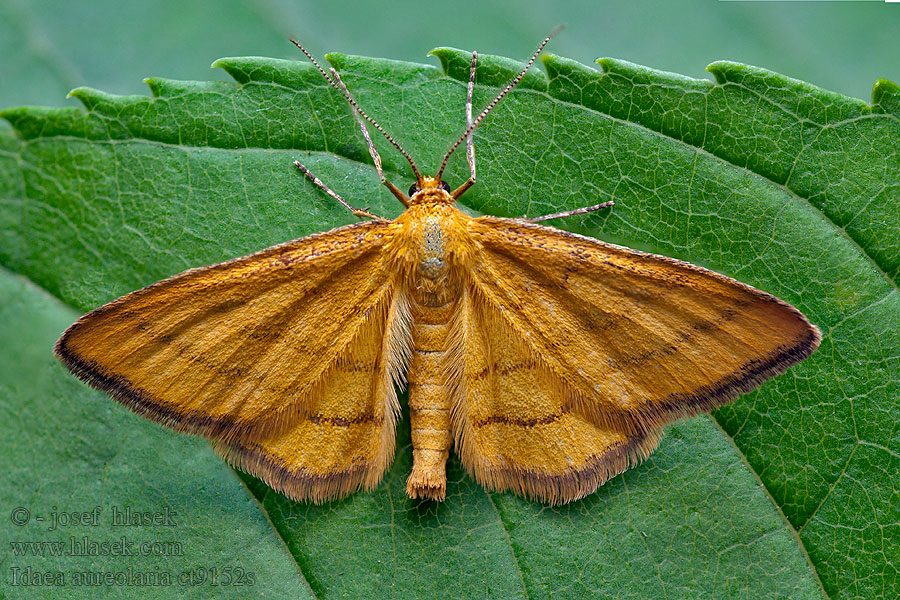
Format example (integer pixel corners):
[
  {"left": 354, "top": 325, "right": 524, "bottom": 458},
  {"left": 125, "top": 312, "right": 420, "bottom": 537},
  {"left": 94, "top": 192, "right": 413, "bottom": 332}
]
[
  {"left": 412, "top": 216, "right": 461, "bottom": 307},
  {"left": 418, "top": 218, "right": 448, "bottom": 281}
]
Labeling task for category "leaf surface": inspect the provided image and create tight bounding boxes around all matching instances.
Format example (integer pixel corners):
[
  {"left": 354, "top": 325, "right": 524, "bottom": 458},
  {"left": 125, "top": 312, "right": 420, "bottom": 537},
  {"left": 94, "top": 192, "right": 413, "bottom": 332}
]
[{"left": 1, "top": 47, "right": 897, "bottom": 599}]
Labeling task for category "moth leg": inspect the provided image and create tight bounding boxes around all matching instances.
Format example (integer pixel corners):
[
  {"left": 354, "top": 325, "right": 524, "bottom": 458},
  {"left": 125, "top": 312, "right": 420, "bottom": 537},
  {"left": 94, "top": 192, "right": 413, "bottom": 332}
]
[
  {"left": 524, "top": 200, "right": 615, "bottom": 223},
  {"left": 330, "top": 69, "right": 410, "bottom": 208},
  {"left": 293, "top": 160, "right": 385, "bottom": 220},
  {"left": 450, "top": 51, "right": 479, "bottom": 200}
]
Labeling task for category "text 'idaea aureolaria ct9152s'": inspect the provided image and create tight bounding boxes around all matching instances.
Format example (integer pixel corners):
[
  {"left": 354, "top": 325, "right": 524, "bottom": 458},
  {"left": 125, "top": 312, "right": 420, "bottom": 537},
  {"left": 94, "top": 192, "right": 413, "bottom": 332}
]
[{"left": 55, "top": 29, "right": 820, "bottom": 506}]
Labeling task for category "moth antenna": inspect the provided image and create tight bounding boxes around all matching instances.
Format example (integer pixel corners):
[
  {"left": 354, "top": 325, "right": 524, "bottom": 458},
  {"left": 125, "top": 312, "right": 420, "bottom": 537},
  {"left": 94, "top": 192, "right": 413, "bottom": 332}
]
[
  {"left": 329, "top": 67, "right": 411, "bottom": 207},
  {"left": 290, "top": 39, "right": 423, "bottom": 181},
  {"left": 436, "top": 26, "right": 563, "bottom": 181}
]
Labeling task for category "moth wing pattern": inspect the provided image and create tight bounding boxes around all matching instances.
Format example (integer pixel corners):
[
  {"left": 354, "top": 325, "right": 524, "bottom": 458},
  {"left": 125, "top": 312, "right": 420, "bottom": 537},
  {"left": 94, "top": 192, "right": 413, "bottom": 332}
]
[
  {"left": 453, "top": 216, "right": 820, "bottom": 503},
  {"left": 450, "top": 285, "right": 663, "bottom": 505},
  {"left": 215, "top": 285, "right": 412, "bottom": 502},
  {"left": 55, "top": 220, "right": 409, "bottom": 492}
]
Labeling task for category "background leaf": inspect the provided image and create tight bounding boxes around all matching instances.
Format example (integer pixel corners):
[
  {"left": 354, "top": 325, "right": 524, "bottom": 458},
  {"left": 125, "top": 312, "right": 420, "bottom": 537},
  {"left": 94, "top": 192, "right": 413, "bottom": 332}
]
[
  {"left": 2, "top": 2, "right": 898, "bottom": 599},
  {"left": 2, "top": 0, "right": 898, "bottom": 108}
]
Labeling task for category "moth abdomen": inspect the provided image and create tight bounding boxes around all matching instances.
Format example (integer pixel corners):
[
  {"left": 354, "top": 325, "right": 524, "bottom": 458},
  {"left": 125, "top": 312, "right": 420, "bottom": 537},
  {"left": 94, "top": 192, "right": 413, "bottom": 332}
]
[{"left": 405, "top": 300, "right": 458, "bottom": 501}]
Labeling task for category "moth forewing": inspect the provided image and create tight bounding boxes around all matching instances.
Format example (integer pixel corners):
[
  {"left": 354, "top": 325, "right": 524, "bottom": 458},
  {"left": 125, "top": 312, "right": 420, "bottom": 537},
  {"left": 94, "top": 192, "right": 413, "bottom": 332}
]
[
  {"left": 54, "top": 221, "right": 396, "bottom": 446},
  {"left": 453, "top": 216, "right": 820, "bottom": 504}
]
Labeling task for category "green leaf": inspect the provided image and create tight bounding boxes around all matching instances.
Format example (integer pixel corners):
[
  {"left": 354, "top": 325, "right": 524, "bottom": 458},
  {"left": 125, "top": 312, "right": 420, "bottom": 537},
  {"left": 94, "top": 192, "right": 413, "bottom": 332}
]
[{"left": 1, "top": 47, "right": 897, "bottom": 599}]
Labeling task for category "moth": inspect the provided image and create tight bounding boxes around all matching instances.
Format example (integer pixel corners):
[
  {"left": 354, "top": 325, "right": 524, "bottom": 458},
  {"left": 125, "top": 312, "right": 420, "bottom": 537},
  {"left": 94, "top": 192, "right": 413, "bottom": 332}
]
[{"left": 55, "top": 32, "right": 820, "bottom": 506}]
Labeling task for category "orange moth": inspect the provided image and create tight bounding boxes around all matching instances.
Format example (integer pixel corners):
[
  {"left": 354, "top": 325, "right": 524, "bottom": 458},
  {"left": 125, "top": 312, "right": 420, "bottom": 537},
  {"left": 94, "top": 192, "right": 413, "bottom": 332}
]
[{"left": 55, "top": 32, "right": 820, "bottom": 506}]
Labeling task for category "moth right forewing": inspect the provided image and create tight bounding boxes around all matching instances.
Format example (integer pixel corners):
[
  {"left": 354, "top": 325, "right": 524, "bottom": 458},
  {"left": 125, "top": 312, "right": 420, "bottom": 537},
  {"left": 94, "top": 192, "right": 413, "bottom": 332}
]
[{"left": 466, "top": 216, "right": 820, "bottom": 435}]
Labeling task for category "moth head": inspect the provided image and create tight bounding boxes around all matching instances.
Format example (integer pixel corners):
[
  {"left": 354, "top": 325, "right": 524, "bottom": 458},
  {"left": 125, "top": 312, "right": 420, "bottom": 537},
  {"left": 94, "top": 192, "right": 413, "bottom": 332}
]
[{"left": 408, "top": 178, "right": 453, "bottom": 205}]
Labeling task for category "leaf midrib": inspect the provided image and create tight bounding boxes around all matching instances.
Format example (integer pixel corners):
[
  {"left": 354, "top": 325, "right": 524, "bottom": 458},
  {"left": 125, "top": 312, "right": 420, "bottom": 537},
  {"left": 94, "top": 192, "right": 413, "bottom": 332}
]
[
  {"left": 485, "top": 492, "right": 531, "bottom": 600},
  {"left": 233, "top": 474, "right": 320, "bottom": 599},
  {"left": 711, "top": 418, "right": 830, "bottom": 599}
]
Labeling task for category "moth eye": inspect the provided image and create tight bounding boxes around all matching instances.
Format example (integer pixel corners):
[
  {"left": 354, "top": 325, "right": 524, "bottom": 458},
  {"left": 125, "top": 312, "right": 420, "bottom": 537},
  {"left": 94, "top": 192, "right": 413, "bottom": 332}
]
[
  {"left": 440, "top": 181, "right": 451, "bottom": 193},
  {"left": 408, "top": 183, "right": 420, "bottom": 197}
]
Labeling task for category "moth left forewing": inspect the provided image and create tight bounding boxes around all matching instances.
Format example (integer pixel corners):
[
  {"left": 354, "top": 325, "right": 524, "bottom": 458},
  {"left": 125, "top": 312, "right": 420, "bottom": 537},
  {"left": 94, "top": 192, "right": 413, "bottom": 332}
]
[
  {"left": 215, "top": 288, "right": 412, "bottom": 503},
  {"left": 55, "top": 220, "right": 399, "bottom": 443},
  {"left": 465, "top": 216, "right": 820, "bottom": 438},
  {"left": 56, "top": 219, "right": 412, "bottom": 504}
]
